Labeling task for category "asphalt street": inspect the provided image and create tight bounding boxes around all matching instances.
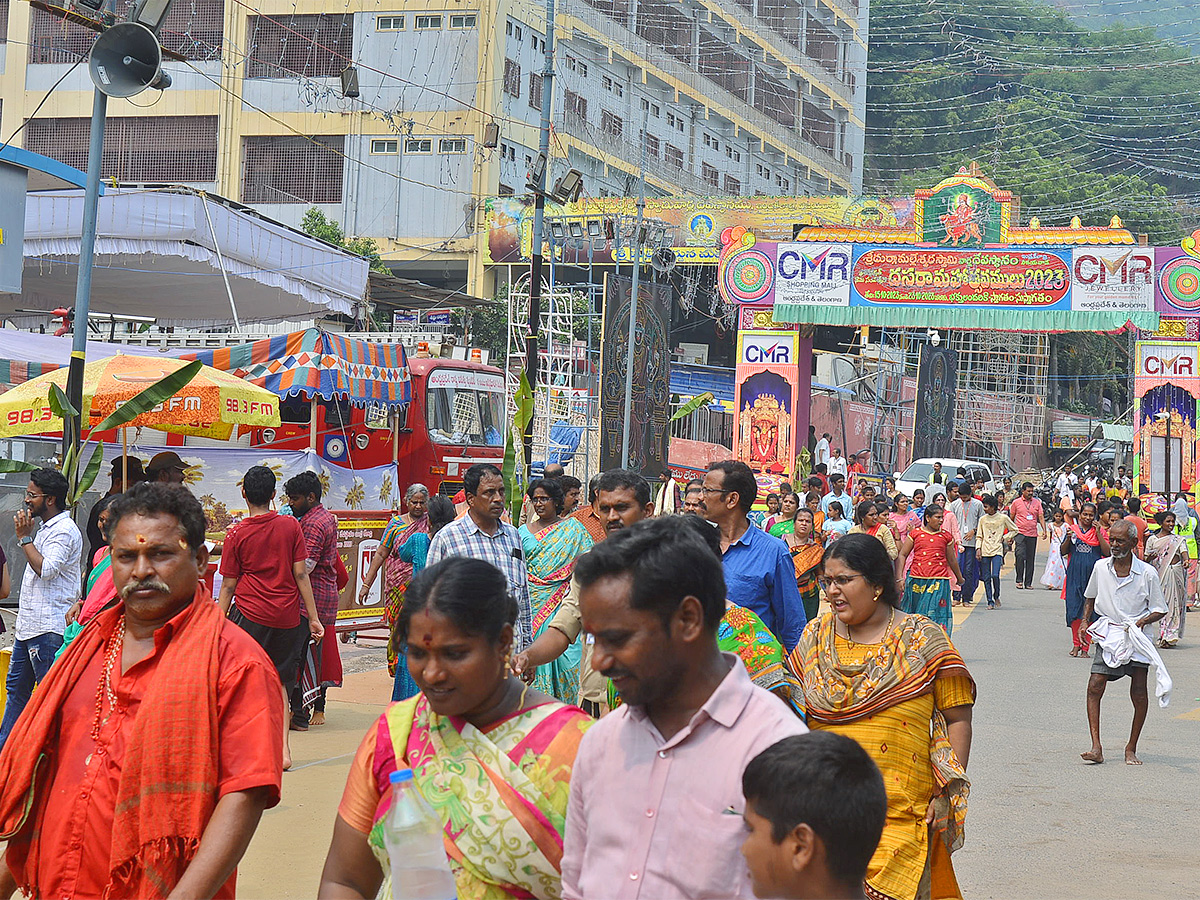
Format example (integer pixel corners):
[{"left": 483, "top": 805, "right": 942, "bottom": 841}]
[{"left": 951, "top": 543, "right": 1200, "bottom": 899}]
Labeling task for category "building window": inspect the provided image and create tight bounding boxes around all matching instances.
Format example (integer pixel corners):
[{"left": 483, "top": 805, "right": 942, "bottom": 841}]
[
  {"left": 601, "top": 111, "right": 623, "bottom": 138},
  {"left": 513, "top": 24, "right": 523, "bottom": 40},
  {"left": 664, "top": 143, "right": 684, "bottom": 169},
  {"left": 376, "top": 15, "right": 404, "bottom": 30},
  {"left": 242, "top": 134, "right": 344, "bottom": 203},
  {"left": 702, "top": 132, "right": 718, "bottom": 151},
  {"left": 639, "top": 98, "right": 659, "bottom": 117},
  {"left": 776, "top": 173, "right": 790, "bottom": 191},
  {"left": 503, "top": 58, "right": 521, "bottom": 97},
  {"left": 565, "top": 55, "right": 587, "bottom": 77},
  {"left": 31, "top": 0, "right": 222, "bottom": 63},
  {"left": 529, "top": 72, "right": 543, "bottom": 109},
  {"left": 449, "top": 14, "right": 476, "bottom": 28},
  {"left": 26, "top": 115, "right": 219, "bottom": 182},
  {"left": 564, "top": 90, "right": 587, "bottom": 123},
  {"left": 405, "top": 138, "right": 433, "bottom": 152},
  {"left": 757, "top": 163, "right": 770, "bottom": 179},
  {"left": 439, "top": 137, "right": 467, "bottom": 153},
  {"left": 414, "top": 14, "right": 442, "bottom": 29},
  {"left": 642, "top": 132, "right": 659, "bottom": 158},
  {"left": 724, "top": 175, "right": 741, "bottom": 195},
  {"left": 498, "top": 183, "right": 515, "bottom": 196},
  {"left": 702, "top": 163, "right": 718, "bottom": 187},
  {"left": 371, "top": 138, "right": 399, "bottom": 153},
  {"left": 726, "top": 146, "right": 741, "bottom": 162},
  {"left": 245, "top": 14, "right": 352, "bottom": 78}
]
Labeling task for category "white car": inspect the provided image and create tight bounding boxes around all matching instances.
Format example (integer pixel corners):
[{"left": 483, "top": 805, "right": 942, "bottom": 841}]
[{"left": 895, "top": 458, "right": 998, "bottom": 501}]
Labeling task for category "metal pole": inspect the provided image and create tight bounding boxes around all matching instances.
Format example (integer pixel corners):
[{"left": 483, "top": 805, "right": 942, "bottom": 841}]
[
  {"left": 620, "top": 108, "right": 649, "bottom": 466},
  {"left": 525, "top": 0, "right": 555, "bottom": 476},
  {"left": 1166, "top": 413, "right": 1172, "bottom": 497},
  {"left": 64, "top": 88, "right": 108, "bottom": 458},
  {"left": 200, "top": 193, "right": 241, "bottom": 329}
]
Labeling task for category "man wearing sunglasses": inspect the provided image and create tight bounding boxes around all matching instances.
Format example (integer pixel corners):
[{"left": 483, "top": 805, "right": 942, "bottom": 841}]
[{"left": 0, "top": 468, "right": 83, "bottom": 750}]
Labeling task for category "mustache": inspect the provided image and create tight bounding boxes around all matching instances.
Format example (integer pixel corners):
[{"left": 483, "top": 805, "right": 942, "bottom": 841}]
[{"left": 120, "top": 578, "right": 171, "bottom": 599}]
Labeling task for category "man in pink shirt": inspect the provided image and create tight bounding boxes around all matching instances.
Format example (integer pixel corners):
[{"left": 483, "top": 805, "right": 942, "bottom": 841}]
[
  {"left": 1009, "top": 481, "right": 1047, "bottom": 590},
  {"left": 563, "top": 516, "right": 806, "bottom": 900}
]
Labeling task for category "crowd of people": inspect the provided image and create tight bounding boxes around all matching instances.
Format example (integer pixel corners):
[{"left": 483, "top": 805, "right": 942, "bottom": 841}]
[{"left": 0, "top": 445, "right": 1185, "bottom": 899}]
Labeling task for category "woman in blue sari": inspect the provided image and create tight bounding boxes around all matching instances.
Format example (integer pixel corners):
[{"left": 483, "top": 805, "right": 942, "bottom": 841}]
[{"left": 518, "top": 477, "right": 595, "bottom": 702}]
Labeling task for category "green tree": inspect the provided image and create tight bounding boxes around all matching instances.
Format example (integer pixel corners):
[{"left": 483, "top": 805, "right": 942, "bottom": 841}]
[
  {"left": 866, "top": 0, "right": 1197, "bottom": 241},
  {"left": 300, "top": 208, "right": 390, "bottom": 274}
]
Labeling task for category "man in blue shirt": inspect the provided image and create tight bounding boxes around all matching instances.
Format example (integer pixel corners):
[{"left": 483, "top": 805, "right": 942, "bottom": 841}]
[
  {"left": 821, "top": 473, "right": 852, "bottom": 516},
  {"left": 702, "top": 460, "right": 807, "bottom": 650}
]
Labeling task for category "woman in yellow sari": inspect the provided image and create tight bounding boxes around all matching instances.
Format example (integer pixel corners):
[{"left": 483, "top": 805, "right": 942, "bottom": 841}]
[
  {"left": 320, "top": 557, "right": 591, "bottom": 900},
  {"left": 789, "top": 533, "right": 974, "bottom": 900},
  {"left": 783, "top": 507, "right": 824, "bottom": 622}
]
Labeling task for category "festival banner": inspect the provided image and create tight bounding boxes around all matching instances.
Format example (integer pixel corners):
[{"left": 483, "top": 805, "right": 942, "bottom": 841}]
[
  {"left": 734, "top": 330, "right": 799, "bottom": 503},
  {"left": 774, "top": 243, "right": 853, "bottom": 307},
  {"left": 1071, "top": 248, "right": 1154, "bottom": 311},
  {"left": 852, "top": 247, "right": 1072, "bottom": 310},
  {"left": 600, "top": 275, "right": 672, "bottom": 476},
  {"left": 912, "top": 346, "right": 958, "bottom": 459},
  {"left": 1156, "top": 246, "right": 1200, "bottom": 315}
]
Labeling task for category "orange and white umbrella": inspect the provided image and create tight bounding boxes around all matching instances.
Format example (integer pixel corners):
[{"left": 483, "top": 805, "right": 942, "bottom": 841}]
[{"left": 0, "top": 354, "right": 280, "bottom": 440}]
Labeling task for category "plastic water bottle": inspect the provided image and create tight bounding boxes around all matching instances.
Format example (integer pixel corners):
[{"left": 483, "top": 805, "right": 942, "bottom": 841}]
[{"left": 382, "top": 769, "right": 457, "bottom": 900}]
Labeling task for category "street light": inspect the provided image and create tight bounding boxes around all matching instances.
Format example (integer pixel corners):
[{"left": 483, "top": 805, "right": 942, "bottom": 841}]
[{"left": 1155, "top": 410, "right": 1172, "bottom": 498}]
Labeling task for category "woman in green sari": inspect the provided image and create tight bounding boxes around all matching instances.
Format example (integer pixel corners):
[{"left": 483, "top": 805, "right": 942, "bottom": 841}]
[
  {"left": 518, "top": 478, "right": 594, "bottom": 702},
  {"left": 768, "top": 492, "right": 800, "bottom": 538},
  {"left": 59, "top": 495, "right": 119, "bottom": 658},
  {"left": 319, "top": 557, "right": 591, "bottom": 900}
]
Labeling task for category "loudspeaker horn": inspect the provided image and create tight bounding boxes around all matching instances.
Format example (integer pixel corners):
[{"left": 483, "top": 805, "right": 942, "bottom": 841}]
[
  {"left": 88, "top": 22, "right": 170, "bottom": 98},
  {"left": 651, "top": 247, "right": 677, "bottom": 274}
]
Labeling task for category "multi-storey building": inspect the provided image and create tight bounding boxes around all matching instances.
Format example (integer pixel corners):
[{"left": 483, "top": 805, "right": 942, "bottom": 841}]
[{"left": 0, "top": 0, "right": 865, "bottom": 302}]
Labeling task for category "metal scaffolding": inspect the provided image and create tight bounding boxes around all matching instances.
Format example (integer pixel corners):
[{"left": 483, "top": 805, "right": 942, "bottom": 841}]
[
  {"left": 505, "top": 271, "right": 580, "bottom": 470},
  {"left": 947, "top": 330, "right": 1049, "bottom": 463}
]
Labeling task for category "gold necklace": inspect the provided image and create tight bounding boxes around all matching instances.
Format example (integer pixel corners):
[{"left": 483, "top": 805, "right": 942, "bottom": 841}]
[{"left": 843, "top": 605, "right": 895, "bottom": 646}]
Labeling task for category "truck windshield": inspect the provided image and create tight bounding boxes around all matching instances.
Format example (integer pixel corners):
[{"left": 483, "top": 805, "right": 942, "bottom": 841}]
[{"left": 427, "top": 382, "right": 506, "bottom": 446}]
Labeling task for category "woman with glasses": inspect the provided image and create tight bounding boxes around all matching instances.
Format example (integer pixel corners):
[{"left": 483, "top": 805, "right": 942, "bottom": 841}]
[
  {"left": 790, "top": 534, "right": 974, "bottom": 900},
  {"left": 896, "top": 504, "right": 963, "bottom": 635}
]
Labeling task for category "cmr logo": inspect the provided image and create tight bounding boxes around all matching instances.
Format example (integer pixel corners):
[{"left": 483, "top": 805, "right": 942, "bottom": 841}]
[
  {"left": 741, "top": 334, "right": 795, "bottom": 365},
  {"left": 778, "top": 246, "right": 851, "bottom": 281},
  {"left": 1140, "top": 344, "right": 1197, "bottom": 378},
  {"left": 1074, "top": 251, "right": 1153, "bottom": 285}
]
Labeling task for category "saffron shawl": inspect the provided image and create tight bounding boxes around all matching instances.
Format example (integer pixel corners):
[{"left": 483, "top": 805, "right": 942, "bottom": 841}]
[
  {"left": 0, "top": 589, "right": 222, "bottom": 900},
  {"left": 792, "top": 612, "right": 974, "bottom": 854},
  {"left": 368, "top": 694, "right": 591, "bottom": 900}
]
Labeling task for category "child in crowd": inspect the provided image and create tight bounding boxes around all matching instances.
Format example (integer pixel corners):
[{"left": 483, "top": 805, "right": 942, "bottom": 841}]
[
  {"left": 976, "top": 494, "right": 1018, "bottom": 609},
  {"left": 822, "top": 501, "right": 851, "bottom": 546},
  {"left": 741, "top": 732, "right": 886, "bottom": 900}
]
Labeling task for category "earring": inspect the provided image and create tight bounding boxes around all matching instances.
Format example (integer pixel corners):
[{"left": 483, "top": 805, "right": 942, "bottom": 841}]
[{"left": 874, "top": 591, "right": 882, "bottom": 601}]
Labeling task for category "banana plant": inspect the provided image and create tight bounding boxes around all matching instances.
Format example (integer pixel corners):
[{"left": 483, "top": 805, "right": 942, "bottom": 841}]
[
  {"left": 48, "top": 361, "right": 203, "bottom": 506},
  {"left": 669, "top": 391, "right": 715, "bottom": 423},
  {"left": 502, "top": 372, "right": 534, "bottom": 523}
]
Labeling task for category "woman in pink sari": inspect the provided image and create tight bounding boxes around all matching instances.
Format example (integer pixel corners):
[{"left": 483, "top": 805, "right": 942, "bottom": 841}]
[
  {"left": 888, "top": 493, "right": 920, "bottom": 549},
  {"left": 320, "top": 557, "right": 590, "bottom": 900}
]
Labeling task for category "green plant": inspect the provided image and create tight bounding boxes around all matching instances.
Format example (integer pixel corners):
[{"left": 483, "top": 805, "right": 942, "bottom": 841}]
[
  {"left": 502, "top": 372, "right": 534, "bottom": 523},
  {"left": 670, "top": 392, "right": 715, "bottom": 422},
  {"left": 50, "top": 361, "right": 204, "bottom": 506}
]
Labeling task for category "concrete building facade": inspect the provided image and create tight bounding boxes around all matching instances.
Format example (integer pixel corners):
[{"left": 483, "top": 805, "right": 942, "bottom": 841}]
[{"left": 0, "top": 0, "right": 866, "bottom": 300}]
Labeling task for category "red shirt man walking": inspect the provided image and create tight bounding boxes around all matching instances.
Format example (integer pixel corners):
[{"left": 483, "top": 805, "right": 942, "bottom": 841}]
[{"left": 218, "top": 466, "right": 323, "bottom": 771}]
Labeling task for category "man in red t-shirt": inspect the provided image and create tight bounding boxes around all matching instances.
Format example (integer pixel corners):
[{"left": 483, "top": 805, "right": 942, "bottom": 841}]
[{"left": 218, "top": 466, "right": 323, "bottom": 770}]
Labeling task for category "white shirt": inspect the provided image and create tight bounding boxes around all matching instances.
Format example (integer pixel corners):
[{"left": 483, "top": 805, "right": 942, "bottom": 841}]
[
  {"left": 16, "top": 510, "right": 83, "bottom": 640},
  {"left": 827, "top": 455, "right": 847, "bottom": 477},
  {"left": 1084, "top": 556, "right": 1167, "bottom": 663},
  {"left": 1055, "top": 473, "right": 1070, "bottom": 496},
  {"left": 815, "top": 438, "right": 830, "bottom": 466}
]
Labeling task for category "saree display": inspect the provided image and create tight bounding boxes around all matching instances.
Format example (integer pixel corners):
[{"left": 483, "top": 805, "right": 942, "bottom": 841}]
[{"left": 367, "top": 695, "right": 591, "bottom": 899}]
